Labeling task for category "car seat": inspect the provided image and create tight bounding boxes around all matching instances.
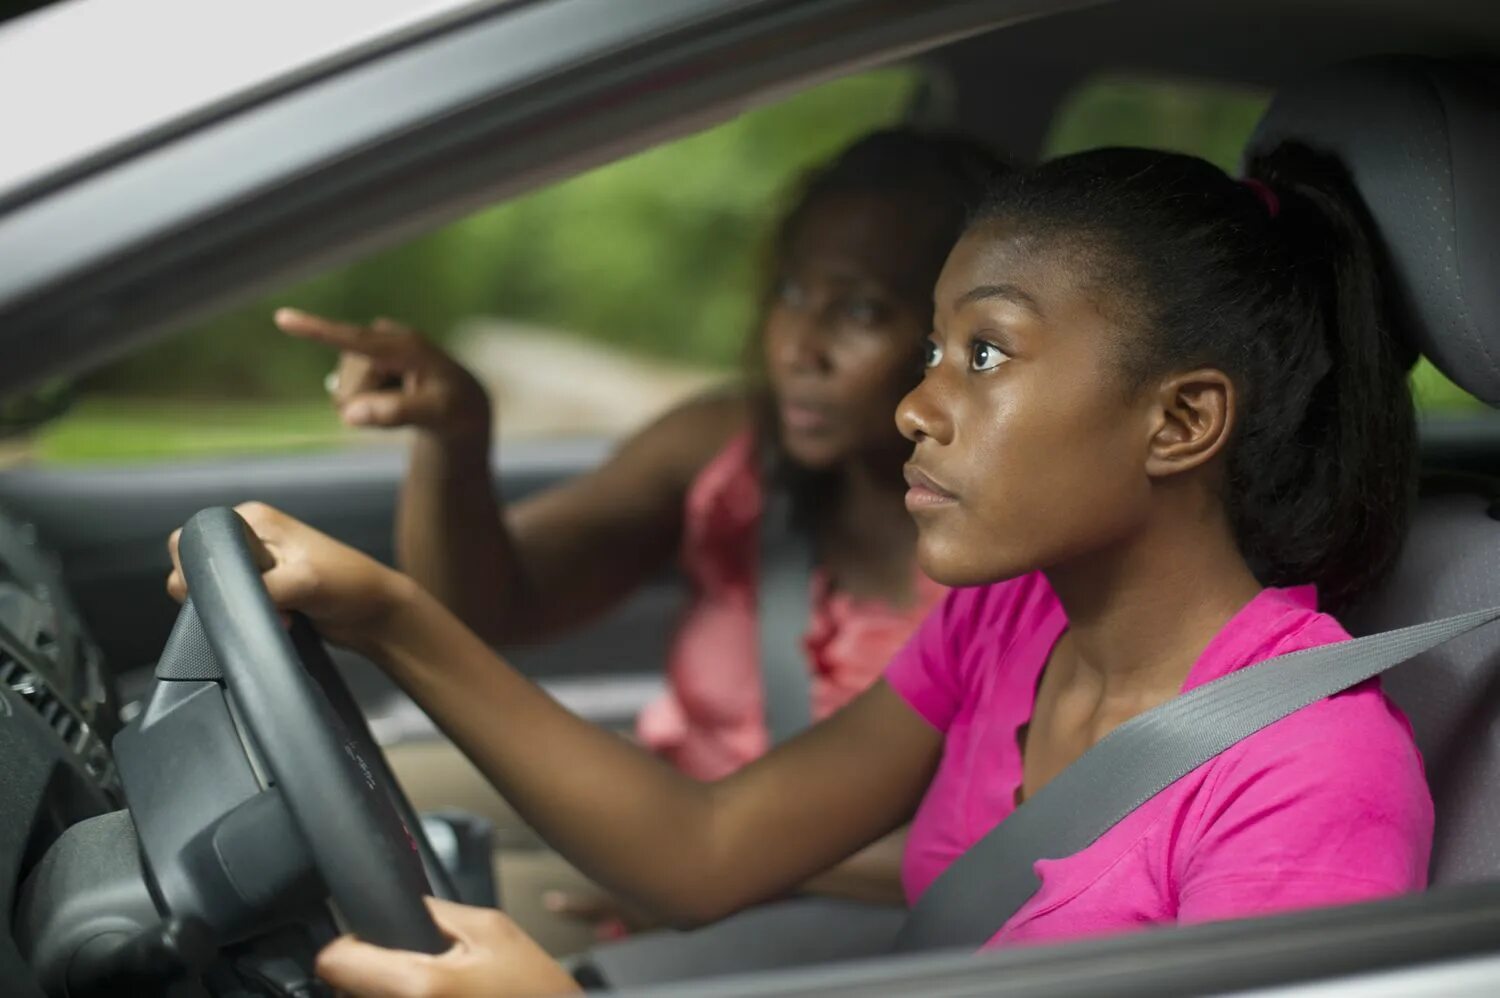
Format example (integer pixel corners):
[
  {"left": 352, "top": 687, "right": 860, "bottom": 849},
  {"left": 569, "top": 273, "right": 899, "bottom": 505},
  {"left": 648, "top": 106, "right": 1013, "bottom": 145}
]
[{"left": 1248, "top": 55, "right": 1500, "bottom": 886}]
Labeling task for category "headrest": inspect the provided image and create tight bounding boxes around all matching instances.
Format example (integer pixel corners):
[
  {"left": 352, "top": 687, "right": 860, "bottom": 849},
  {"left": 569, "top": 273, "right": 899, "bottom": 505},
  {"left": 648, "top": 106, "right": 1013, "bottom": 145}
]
[{"left": 1246, "top": 57, "right": 1500, "bottom": 404}]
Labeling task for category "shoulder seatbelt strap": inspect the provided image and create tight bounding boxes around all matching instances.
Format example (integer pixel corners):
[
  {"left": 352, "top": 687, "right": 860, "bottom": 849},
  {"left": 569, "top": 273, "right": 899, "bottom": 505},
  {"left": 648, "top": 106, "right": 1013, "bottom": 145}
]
[
  {"left": 893, "top": 603, "right": 1500, "bottom": 953},
  {"left": 758, "top": 483, "right": 815, "bottom": 744}
]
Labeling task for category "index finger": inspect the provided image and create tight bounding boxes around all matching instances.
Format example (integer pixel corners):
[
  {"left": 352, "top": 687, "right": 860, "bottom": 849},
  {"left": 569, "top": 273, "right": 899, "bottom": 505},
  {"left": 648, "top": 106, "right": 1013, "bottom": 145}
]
[{"left": 275, "top": 308, "right": 410, "bottom": 361}]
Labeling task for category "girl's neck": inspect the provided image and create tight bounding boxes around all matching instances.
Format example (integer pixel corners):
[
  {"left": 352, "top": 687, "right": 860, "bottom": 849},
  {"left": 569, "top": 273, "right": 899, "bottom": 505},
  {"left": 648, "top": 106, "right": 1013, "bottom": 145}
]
[{"left": 1043, "top": 502, "right": 1264, "bottom": 699}]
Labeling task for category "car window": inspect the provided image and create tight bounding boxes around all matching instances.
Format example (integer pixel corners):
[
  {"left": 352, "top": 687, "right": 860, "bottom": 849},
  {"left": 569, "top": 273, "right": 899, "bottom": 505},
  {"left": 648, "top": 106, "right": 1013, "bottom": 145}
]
[
  {"left": 21, "top": 67, "right": 1487, "bottom": 468},
  {"left": 1045, "top": 73, "right": 1488, "bottom": 420},
  {"left": 19, "top": 67, "right": 922, "bottom": 465}
]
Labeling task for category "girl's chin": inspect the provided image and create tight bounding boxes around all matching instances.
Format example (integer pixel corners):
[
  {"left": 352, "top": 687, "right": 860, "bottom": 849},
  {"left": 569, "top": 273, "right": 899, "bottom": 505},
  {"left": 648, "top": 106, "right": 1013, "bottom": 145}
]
[{"left": 916, "top": 535, "right": 1024, "bottom": 590}]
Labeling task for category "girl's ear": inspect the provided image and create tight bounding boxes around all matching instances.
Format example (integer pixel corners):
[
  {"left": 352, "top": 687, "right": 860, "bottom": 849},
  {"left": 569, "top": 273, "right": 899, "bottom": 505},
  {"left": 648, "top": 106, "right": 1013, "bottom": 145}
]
[{"left": 1143, "top": 368, "right": 1235, "bottom": 478}]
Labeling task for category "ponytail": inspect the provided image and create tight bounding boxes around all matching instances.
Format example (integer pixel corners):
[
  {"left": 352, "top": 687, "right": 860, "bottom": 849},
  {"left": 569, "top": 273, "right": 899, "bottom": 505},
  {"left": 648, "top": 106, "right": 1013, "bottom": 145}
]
[{"left": 1239, "top": 143, "right": 1417, "bottom": 609}]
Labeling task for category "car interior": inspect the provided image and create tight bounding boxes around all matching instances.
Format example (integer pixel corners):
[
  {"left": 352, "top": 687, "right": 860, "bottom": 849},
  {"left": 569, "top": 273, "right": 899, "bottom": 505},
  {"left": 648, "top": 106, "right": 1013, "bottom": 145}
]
[{"left": 1, "top": 1, "right": 1500, "bottom": 995}]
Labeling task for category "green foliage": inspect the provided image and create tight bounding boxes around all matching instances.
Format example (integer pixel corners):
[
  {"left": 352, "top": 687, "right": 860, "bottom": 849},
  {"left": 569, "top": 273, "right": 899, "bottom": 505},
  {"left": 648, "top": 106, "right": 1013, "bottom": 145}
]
[
  {"left": 1044, "top": 74, "right": 1269, "bottom": 172},
  {"left": 42, "top": 67, "right": 1487, "bottom": 465},
  {"left": 1412, "top": 357, "right": 1488, "bottom": 413},
  {"left": 35, "top": 399, "right": 343, "bottom": 464},
  {"left": 81, "top": 69, "right": 921, "bottom": 402}
]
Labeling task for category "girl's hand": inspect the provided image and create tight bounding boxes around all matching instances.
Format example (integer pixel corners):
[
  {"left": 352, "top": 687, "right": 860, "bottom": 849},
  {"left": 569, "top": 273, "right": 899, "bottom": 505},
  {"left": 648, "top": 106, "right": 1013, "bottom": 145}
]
[
  {"left": 276, "top": 308, "right": 492, "bottom": 444},
  {"left": 315, "top": 897, "right": 581, "bottom": 998},
  {"left": 166, "top": 501, "right": 415, "bottom": 655}
]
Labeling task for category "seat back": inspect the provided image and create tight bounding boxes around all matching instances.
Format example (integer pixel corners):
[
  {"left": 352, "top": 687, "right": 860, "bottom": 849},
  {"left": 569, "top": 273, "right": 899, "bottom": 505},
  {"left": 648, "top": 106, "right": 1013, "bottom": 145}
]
[
  {"left": 1344, "top": 490, "right": 1500, "bottom": 885},
  {"left": 1248, "top": 57, "right": 1500, "bottom": 885}
]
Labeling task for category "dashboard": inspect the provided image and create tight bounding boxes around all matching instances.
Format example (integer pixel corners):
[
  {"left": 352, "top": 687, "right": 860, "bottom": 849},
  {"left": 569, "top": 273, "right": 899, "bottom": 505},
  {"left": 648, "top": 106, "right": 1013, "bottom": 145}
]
[
  {"left": 0, "top": 501, "right": 414, "bottom": 997},
  {"left": 0, "top": 504, "right": 119, "bottom": 997},
  {"left": 0, "top": 505, "right": 117, "bottom": 793}
]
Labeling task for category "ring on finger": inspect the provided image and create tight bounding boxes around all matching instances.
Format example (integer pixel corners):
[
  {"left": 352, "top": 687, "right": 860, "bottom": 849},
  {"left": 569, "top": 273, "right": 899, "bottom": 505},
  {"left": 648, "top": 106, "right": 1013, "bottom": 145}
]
[{"left": 324, "top": 370, "right": 341, "bottom": 396}]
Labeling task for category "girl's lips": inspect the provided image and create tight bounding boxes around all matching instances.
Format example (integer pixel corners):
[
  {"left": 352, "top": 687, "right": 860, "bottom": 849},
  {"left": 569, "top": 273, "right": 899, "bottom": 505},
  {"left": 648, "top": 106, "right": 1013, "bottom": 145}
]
[{"left": 904, "top": 464, "right": 957, "bottom": 510}]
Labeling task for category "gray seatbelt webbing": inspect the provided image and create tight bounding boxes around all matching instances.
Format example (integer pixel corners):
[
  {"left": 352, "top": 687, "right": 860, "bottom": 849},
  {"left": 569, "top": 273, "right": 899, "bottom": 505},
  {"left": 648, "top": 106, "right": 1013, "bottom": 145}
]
[
  {"left": 758, "top": 486, "right": 814, "bottom": 744},
  {"left": 893, "top": 603, "right": 1500, "bottom": 953}
]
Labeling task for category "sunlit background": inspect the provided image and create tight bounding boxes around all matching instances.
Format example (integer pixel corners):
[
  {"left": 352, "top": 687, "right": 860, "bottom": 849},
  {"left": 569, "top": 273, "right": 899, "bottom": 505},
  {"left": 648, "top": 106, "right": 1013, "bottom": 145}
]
[{"left": 4, "top": 48, "right": 1483, "bottom": 464}]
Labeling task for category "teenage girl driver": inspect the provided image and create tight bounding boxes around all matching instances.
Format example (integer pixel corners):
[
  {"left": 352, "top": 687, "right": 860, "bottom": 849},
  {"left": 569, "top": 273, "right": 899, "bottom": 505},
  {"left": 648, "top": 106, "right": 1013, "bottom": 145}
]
[
  {"left": 273, "top": 131, "right": 1002, "bottom": 910},
  {"left": 170, "top": 142, "right": 1434, "bottom": 996}
]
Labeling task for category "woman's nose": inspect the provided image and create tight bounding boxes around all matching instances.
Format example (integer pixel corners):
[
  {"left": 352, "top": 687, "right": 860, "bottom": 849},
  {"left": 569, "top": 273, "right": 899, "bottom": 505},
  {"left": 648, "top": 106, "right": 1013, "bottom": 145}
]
[
  {"left": 768, "top": 312, "right": 831, "bottom": 376},
  {"left": 897, "top": 373, "right": 954, "bottom": 445}
]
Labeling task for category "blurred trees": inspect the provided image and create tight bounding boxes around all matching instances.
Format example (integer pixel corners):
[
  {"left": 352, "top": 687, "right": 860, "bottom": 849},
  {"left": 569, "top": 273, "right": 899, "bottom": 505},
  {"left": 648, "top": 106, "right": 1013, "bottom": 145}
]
[
  {"left": 81, "top": 70, "right": 918, "bottom": 401},
  {"left": 61, "top": 65, "right": 1486, "bottom": 415}
]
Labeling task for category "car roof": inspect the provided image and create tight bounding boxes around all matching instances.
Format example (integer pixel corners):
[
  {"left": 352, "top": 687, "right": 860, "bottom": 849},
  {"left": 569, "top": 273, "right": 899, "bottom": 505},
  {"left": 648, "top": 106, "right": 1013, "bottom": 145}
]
[{"left": 0, "top": 0, "right": 506, "bottom": 198}]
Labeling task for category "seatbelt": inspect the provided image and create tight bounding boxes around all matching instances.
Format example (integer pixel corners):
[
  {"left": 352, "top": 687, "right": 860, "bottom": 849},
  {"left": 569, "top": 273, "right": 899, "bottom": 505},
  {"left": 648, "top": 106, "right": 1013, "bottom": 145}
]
[
  {"left": 757, "top": 483, "right": 814, "bottom": 744},
  {"left": 893, "top": 603, "right": 1500, "bottom": 953}
]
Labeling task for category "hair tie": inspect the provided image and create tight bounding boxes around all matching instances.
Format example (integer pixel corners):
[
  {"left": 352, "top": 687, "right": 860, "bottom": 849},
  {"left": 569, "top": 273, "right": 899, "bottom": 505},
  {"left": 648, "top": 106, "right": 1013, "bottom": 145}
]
[{"left": 1240, "top": 178, "right": 1281, "bottom": 219}]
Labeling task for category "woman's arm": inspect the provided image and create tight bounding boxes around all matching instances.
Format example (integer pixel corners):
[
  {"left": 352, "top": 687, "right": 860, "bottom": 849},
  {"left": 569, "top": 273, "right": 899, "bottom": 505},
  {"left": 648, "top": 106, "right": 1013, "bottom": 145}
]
[
  {"left": 399, "top": 390, "right": 744, "bottom": 646},
  {"left": 277, "top": 309, "right": 742, "bottom": 647}
]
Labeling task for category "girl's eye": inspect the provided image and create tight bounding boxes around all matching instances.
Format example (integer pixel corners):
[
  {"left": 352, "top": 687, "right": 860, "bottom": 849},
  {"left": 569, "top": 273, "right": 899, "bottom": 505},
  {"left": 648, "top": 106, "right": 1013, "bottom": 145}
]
[
  {"left": 970, "top": 340, "right": 1009, "bottom": 371},
  {"left": 923, "top": 339, "right": 943, "bottom": 369}
]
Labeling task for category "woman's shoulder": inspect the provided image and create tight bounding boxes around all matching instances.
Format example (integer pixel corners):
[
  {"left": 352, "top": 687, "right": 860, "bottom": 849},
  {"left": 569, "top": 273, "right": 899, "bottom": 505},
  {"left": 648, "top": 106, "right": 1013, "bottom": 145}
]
[{"left": 646, "top": 388, "right": 753, "bottom": 483}]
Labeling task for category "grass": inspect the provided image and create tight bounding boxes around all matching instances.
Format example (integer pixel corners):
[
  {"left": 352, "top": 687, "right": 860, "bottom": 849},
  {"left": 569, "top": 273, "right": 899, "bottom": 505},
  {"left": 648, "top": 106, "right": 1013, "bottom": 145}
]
[{"left": 29, "top": 398, "right": 351, "bottom": 465}]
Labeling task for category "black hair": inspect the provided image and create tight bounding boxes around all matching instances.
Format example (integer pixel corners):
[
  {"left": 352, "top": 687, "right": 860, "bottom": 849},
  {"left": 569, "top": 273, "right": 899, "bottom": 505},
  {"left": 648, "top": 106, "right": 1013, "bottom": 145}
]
[
  {"left": 768, "top": 129, "right": 1006, "bottom": 317},
  {"left": 972, "top": 145, "right": 1417, "bottom": 611},
  {"left": 750, "top": 128, "right": 1011, "bottom": 506}
]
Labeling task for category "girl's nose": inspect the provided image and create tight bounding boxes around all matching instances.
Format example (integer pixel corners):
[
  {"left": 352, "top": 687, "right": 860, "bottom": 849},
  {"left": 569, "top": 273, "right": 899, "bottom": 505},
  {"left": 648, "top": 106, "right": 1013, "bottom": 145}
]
[{"left": 897, "top": 370, "right": 954, "bottom": 445}]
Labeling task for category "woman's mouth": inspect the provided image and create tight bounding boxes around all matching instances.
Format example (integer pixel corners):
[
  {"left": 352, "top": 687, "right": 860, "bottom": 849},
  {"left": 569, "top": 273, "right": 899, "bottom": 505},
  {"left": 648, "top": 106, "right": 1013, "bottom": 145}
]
[
  {"left": 904, "top": 464, "right": 958, "bottom": 511},
  {"left": 780, "top": 400, "right": 832, "bottom": 434}
]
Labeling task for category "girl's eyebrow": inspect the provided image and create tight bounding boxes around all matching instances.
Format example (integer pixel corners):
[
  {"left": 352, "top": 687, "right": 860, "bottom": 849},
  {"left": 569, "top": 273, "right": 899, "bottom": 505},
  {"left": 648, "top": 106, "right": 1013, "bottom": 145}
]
[{"left": 955, "top": 283, "right": 1043, "bottom": 318}]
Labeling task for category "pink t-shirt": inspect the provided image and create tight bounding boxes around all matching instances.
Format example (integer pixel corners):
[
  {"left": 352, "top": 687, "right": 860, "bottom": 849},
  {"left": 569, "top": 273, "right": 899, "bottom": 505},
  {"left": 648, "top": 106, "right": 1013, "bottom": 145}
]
[
  {"left": 887, "top": 572, "right": 1433, "bottom": 949},
  {"left": 637, "top": 431, "right": 947, "bottom": 780}
]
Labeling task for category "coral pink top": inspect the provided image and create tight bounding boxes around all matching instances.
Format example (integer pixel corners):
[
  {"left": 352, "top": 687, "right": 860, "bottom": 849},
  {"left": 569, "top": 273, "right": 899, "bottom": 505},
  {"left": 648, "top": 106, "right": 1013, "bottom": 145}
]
[
  {"left": 888, "top": 572, "right": 1433, "bottom": 948},
  {"left": 637, "top": 431, "right": 947, "bottom": 780}
]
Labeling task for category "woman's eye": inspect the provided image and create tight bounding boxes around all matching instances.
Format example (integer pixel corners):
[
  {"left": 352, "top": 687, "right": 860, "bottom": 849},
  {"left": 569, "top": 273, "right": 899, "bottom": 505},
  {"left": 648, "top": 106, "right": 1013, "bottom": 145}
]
[
  {"left": 923, "top": 339, "right": 943, "bottom": 368},
  {"left": 775, "top": 278, "right": 807, "bottom": 308},
  {"left": 843, "top": 297, "right": 884, "bottom": 326},
  {"left": 970, "top": 340, "right": 1008, "bottom": 371}
]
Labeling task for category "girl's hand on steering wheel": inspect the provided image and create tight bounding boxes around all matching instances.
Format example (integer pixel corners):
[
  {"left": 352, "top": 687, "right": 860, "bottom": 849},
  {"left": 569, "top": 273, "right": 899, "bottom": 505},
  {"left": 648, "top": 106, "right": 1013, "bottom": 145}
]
[
  {"left": 276, "top": 308, "right": 493, "bottom": 444},
  {"left": 315, "top": 897, "right": 581, "bottom": 998},
  {"left": 166, "top": 501, "right": 416, "bottom": 656}
]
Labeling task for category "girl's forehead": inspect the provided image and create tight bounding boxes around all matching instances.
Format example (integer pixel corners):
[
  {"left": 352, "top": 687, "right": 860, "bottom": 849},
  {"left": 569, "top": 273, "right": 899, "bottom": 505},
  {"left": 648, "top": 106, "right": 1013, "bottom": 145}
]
[{"left": 939, "top": 224, "right": 1092, "bottom": 307}]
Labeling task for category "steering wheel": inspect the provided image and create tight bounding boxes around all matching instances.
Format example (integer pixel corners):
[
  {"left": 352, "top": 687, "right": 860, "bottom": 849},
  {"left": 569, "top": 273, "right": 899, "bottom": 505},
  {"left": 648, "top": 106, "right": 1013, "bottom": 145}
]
[{"left": 174, "top": 506, "right": 449, "bottom": 954}]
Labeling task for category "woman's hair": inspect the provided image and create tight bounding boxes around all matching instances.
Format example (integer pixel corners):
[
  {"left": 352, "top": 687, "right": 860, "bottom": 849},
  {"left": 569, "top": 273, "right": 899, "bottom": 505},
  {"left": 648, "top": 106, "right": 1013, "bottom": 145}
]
[
  {"left": 750, "top": 128, "right": 1010, "bottom": 506},
  {"left": 972, "top": 145, "right": 1417, "bottom": 610}
]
